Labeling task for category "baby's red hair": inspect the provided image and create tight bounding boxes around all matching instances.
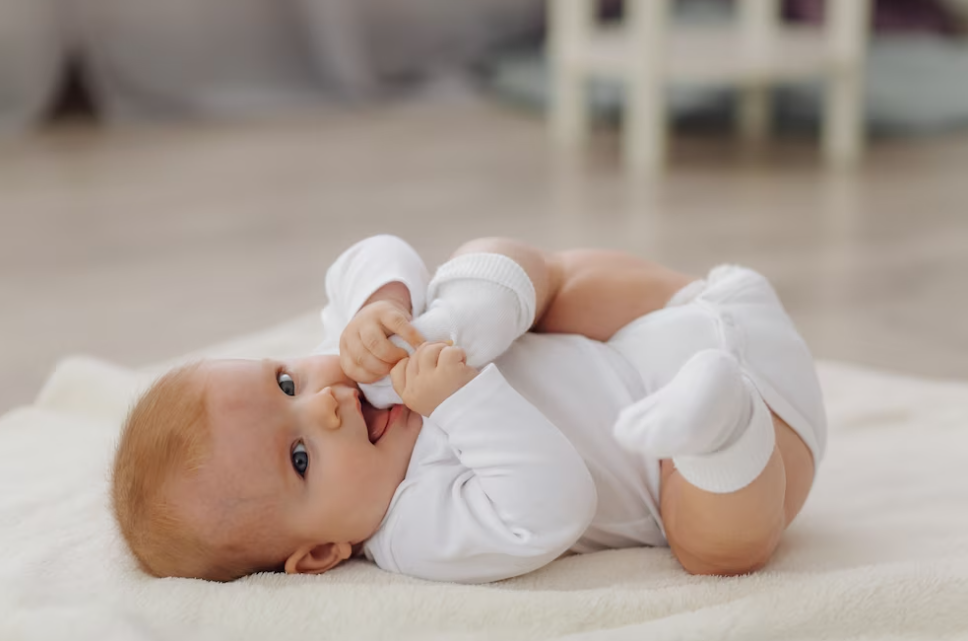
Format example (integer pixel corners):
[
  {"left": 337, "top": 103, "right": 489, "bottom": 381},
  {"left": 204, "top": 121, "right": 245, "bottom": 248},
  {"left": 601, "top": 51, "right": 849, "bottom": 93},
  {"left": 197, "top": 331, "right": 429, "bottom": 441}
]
[
  {"left": 113, "top": 362, "right": 289, "bottom": 581},
  {"left": 112, "top": 363, "right": 232, "bottom": 580},
  {"left": 111, "top": 363, "right": 216, "bottom": 577}
]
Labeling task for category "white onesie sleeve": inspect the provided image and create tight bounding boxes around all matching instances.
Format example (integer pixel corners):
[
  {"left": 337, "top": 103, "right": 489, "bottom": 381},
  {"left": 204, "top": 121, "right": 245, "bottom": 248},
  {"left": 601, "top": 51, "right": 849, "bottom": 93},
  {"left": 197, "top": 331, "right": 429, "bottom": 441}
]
[
  {"left": 314, "top": 235, "right": 430, "bottom": 356},
  {"left": 365, "top": 364, "right": 598, "bottom": 584}
]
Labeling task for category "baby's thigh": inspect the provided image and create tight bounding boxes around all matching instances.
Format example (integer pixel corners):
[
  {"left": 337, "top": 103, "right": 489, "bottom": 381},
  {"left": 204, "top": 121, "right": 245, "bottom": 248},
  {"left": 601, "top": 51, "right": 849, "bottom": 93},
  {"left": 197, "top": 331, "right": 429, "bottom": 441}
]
[{"left": 774, "top": 413, "right": 814, "bottom": 526}]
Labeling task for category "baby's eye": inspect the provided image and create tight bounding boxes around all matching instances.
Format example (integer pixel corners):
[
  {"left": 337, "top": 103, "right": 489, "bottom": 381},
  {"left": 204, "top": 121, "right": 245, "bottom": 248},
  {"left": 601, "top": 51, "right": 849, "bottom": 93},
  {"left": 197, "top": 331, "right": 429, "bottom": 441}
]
[
  {"left": 278, "top": 372, "right": 295, "bottom": 396},
  {"left": 291, "top": 442, "right": 309, "bottom": 478}
]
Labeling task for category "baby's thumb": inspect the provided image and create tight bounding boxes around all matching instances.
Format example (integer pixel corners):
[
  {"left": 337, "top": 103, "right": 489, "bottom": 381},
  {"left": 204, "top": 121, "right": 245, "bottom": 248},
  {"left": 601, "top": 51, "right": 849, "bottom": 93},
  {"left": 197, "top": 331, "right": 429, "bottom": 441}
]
[
  {"left": 390, "top": 358, "right": 409, "bottom": 395},
  {"left": 385, "top": 314, "right": 425, "bottom": 352}
]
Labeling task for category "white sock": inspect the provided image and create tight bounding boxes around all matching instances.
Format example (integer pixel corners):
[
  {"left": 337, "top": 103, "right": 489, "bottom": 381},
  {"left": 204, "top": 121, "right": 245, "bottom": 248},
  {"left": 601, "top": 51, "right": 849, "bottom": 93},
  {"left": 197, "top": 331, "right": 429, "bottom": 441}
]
[
  {"left": 360, "top": 253, "right": 536, "bottom": 409},
  {"left": 407, "top": 253, "right": 536, "bottom": 368},
  {"left": 614, "top": 349, "right": 776, "bottom": 494}
]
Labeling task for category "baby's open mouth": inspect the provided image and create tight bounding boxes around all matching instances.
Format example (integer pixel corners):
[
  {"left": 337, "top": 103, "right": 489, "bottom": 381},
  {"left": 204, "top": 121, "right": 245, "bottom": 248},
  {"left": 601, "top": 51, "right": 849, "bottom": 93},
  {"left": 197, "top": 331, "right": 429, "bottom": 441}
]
[{"left": 361, "top": 400, "right": 403, "bottom": 444}]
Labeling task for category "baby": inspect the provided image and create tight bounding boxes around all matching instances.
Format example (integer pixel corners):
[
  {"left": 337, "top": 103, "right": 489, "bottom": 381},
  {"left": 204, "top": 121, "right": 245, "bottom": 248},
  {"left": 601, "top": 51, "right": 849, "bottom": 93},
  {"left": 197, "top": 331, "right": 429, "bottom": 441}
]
[{"left": 112, "top": 236, "right": 825, "bottom": 583}]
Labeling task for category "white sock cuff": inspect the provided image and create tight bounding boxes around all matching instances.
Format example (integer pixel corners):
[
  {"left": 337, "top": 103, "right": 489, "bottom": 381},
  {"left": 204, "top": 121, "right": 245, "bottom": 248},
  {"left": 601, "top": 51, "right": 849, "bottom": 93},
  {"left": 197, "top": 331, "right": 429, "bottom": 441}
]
[
  {"left": 427, "top": 253, "right": 537, "bottom": 329},
  {"left": 672, "top": 388, "right": 776, "bottom": 494}
]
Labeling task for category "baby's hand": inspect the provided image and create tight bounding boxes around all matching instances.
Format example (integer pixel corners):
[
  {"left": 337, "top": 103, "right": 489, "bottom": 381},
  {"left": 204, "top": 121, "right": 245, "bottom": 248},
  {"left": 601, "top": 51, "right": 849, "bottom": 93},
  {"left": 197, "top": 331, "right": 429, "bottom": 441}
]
[
  {"left": 340, "top": 300, "right": 425, "bottom": 384},
  {"left": 390, "top": 343, "right": 478, "bottom": 416}
]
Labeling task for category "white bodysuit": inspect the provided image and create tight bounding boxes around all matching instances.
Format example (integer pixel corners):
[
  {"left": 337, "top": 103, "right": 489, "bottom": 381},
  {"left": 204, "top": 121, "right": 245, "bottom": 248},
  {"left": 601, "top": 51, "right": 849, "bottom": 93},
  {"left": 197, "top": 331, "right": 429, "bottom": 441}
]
[{"left": 315, "top": 236, "right": 826, "bottom": 584}]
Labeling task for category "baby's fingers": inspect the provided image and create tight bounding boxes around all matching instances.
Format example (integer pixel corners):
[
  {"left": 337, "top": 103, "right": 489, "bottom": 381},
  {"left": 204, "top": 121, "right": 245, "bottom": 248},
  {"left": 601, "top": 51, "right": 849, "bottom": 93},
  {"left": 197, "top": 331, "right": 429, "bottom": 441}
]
[
  {"left": 439, "top": 346, "right": 467, "bottom": 369},
  {"left": 339, "top": 336, "right": 376, "bottom": 383},
  {"left": 361, "top": 323, "right": 407, "bottom": 364},
  {"left": 344, "top": 351, "right": 386, "bottom": 383},
  {"left": 390, "top": 358, "right": 409, "bottom": 396},
  {"left": 381, "top": 309, "right": 425, "bottom": 352},
  {"left": 417, "top": 342, "right": 448, "bottom": 371}
]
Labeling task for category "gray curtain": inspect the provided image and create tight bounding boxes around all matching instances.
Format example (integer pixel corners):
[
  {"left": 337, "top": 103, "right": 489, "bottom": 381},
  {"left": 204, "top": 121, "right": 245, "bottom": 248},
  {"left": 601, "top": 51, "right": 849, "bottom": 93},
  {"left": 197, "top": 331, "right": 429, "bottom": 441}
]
[
  {"left": 0, "top": 0, "right": 63, "bottom": 134},
  {"left": 0, "top": 0, "right": 543, "bottom": 130}
]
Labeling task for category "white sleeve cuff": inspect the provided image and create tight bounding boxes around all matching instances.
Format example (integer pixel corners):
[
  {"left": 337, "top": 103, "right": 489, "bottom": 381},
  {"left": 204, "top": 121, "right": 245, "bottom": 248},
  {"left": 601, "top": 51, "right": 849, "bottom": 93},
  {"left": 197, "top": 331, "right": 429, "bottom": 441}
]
[
  {"left": 327, "top": 235, "right": 431, "bottom": 322},
  {"left": 316, "top": 236, "right": 431, "bottom": 354}
]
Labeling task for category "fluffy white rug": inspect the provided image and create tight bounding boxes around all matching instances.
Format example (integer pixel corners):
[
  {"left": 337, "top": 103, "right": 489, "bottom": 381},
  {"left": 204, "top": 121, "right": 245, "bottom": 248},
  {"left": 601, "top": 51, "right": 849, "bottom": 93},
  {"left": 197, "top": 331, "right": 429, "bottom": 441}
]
[{"left": 2, "top": 313, "right": 967, "bottom": 641}]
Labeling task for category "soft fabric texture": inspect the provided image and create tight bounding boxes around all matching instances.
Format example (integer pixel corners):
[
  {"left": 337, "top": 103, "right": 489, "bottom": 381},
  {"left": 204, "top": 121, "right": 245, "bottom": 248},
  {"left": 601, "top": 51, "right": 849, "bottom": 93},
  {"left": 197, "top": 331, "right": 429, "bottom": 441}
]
[
  {"left": 316, "top": 234, "right": 430, "bottom": 409},
  {"left": 416, "top": 252, "right": 537, "bottom": 369},
  {"left": 611, "top": 263, "right": 821, "bottom": 494},
  {"left": 609, "top": 266, "right": 827, "bottom": 475},
  {"left": 615, "top": 349, "right": 778, "bottom": 494},
  {"left": 364, "top": 364, "right": 600, "bottom": 583},
  {"left": 350, "top": 247, "right": 538, "bottom": 410},
  {"left": 34, "top": 0, "right": 542, "bottom": 125},
  {"left": 616, "top": 349, "right": 755, "bottom": 460},
  {"left": 317, "top": 235, "right": 668, "bottom": 579},
  {"left": 1, "top": 313, "right": 968, "bottom": 639}
]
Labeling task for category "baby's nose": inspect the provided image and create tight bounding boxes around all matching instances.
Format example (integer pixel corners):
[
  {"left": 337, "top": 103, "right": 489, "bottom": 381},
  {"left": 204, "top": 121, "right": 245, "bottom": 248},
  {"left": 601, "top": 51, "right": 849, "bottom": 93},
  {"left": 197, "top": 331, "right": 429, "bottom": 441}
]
[
  {"left": 308, "top": 387, "right": 341, "bottom": 429},
  {"left": 331, "top": 385, "right": 359, "bottom": 404}
]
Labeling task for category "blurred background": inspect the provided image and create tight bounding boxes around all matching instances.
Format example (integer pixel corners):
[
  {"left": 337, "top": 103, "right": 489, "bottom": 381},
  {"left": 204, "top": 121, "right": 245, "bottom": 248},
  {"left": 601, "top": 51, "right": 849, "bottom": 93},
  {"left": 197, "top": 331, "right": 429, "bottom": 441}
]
[{"left": 1, "top": 0, "right": 967, "bottom": 414}]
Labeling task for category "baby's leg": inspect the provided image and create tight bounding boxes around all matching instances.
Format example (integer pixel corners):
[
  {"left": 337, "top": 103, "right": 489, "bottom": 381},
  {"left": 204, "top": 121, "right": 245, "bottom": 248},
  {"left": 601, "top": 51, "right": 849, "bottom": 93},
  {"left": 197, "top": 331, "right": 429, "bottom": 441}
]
[
  {"left": 413, "top": 241, "right": 693, "bottom": 363},
  {"left": 615, "top": 350, "right": 814, "bottom": 575},
  {"left": 534, "top": 249, "right": 695, "bottom": 342},
  {"left": 533, "top": 253, "right": 822, "bottom": 575},
  {"left": 369, "top": 239, "right": 681, "bottom": 404},
  {"left": 658, "top": 413, "right": 814, "bottom": 576},
  {"left": 361, "top": 238, "right": 557, "bottom": 406},
  {"left": 608, "top": 266, "right": 824, "bottom": 576}
]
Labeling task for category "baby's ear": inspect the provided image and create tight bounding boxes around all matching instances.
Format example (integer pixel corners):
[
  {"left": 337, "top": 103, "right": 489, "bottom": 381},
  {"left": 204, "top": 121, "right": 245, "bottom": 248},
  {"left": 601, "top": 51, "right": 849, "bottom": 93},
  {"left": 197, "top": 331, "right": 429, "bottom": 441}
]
[{"left": 284, "top": 542, "right": 352, "bottom": 575}]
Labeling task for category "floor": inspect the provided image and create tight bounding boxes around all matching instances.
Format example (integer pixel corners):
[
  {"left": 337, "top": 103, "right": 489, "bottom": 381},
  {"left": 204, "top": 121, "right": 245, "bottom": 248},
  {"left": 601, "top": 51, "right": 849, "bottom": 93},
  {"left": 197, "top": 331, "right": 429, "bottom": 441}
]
[{"left": 1, "top": 101, "right": 967, "bottom": 414}]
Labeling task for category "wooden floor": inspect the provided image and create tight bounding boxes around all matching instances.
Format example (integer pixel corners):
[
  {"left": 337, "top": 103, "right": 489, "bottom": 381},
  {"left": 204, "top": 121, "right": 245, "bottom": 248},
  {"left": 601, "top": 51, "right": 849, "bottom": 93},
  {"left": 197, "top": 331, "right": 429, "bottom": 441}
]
[{"left": 1, "top": 101, "right": 967, "bottom": 413}]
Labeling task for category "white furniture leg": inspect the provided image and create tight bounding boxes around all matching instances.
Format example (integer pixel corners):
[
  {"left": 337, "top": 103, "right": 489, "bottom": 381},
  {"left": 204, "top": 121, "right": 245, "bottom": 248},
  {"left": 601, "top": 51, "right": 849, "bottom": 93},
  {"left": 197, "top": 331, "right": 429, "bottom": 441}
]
[
  {"left": 737, "top": 0, "right": 780, "bottom": 142},
  {"left": 549, "top": 0, "right": 594, "bottom": 148},
  {"left": 823, "top": 0, "right": 872, "bottom": 166},
  {"left": 738, "top": 85, "right": 773, "bottom": 143},
  {"left": 624, "top": 0, "right": 670, "bottom": 173}
]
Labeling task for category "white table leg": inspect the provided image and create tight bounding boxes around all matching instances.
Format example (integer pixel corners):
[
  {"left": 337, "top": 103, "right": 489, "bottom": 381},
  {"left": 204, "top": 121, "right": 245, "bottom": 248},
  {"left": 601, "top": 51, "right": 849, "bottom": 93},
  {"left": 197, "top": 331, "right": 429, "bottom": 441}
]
[
  {"left": 739, "top": 85, "right": 774, "bottom": 143},
  {"left": 737, "top": 0, "right": 780, "bottom": 142},
  {"left": 823, "top": 0, "right": 872, "bottom": 166},
  {"left": 624, "top": 0, "right": 670, "bottom": 173},
  {"left": 549, "top": 0, "right": 594, "bottom": 148}
]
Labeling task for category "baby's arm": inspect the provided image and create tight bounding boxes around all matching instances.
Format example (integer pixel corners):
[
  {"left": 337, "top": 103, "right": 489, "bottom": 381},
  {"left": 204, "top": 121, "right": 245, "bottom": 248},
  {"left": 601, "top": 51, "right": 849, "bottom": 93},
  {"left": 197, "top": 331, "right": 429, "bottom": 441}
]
[
  {"left": 346, "top": 239, "right": 553, "bottom": 406},
  {"left": 406, "top": 240, "right": 546, "bottom": 369},
  {"left": 316, "top": 235, "right": 431, "bottom": 360},
  {"left": 370, "top": 344, "right": 597, "bottom": 583}
]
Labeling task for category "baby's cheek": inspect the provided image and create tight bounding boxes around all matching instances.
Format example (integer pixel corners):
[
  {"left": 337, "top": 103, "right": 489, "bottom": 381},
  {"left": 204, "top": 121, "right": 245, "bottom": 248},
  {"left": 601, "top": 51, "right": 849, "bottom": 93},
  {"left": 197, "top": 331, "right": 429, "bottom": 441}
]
[
  {"left": 406, "top": 411, "right": 423, "bottom": 431},
  {"left": 337, "top": 450, "right": 378, "bottom": 485}
]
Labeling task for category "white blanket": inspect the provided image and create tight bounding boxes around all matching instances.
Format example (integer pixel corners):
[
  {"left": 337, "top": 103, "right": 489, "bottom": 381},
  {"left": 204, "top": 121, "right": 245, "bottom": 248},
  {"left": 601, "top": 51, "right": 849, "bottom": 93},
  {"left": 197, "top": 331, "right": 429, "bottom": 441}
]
[{"left": 2, "top": 312, "right": 967, "bottom": 641}]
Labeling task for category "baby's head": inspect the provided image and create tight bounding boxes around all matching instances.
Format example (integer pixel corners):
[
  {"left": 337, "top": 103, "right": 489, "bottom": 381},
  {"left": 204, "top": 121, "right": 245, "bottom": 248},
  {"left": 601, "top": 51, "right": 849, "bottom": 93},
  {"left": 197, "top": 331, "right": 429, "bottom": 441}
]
[{"left": 112, "top": 355, "right": 421, "bottom": 581}]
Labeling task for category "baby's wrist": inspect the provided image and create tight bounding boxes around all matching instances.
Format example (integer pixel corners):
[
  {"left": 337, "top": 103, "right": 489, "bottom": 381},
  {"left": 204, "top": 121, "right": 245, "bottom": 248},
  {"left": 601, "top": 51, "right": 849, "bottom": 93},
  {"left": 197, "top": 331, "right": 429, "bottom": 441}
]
[
  {"left": 405, "top": 369, "right": 477, "bottom": 416},
  {"left": 433, "top": 369, "right": 479, "bottom": 412}
]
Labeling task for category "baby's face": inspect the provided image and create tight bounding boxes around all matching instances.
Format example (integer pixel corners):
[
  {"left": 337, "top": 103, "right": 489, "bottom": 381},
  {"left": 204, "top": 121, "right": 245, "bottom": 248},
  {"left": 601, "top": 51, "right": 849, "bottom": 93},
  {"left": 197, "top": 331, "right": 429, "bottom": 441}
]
[{"left": 180, "top": 355, "right": 422, "bottom": 571}]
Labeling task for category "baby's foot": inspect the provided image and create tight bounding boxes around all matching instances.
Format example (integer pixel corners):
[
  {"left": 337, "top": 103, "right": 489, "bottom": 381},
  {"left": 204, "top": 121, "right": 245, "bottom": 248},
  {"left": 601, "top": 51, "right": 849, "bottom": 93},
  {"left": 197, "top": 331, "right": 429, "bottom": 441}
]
[
  {"left": 614, "top": 349, "right": 776, "bottom": 493},
  {"left": 614, "top": 349, "right": 751, "bottom": 459}
]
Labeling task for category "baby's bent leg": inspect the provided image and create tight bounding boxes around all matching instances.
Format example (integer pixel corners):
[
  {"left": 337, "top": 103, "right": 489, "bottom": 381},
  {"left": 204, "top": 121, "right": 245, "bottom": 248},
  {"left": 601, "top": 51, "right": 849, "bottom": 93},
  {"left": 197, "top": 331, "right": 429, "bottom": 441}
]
[
  {"left": 615, "top": 347, "right": 816, "bottom": 575},
  {"left": 658, "top": 415, "right": 814, "bottom": 576},
  {"left": 617, "top": 350, "right": 777, "bottom": 494},
  {"left": 430, "top": 242, "right": 694, "bottom": 351},
  {"left": 535, "top": 249, "right": 694, "bottom": 342}
]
